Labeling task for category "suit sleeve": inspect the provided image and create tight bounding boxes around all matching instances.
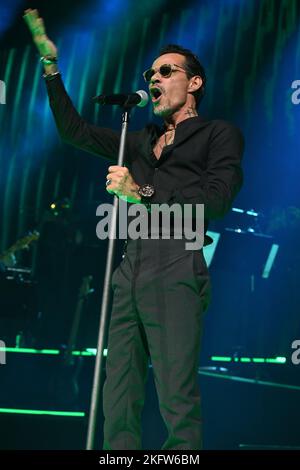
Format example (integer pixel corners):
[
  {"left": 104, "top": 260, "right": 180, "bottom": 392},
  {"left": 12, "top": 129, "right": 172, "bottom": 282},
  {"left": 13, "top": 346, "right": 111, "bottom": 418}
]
[
  {"left": 150, "top": 121, "right": 244, "bottom": 220},
  {"left": 45, "top": 74, "right": 120, "bottom": 161}
]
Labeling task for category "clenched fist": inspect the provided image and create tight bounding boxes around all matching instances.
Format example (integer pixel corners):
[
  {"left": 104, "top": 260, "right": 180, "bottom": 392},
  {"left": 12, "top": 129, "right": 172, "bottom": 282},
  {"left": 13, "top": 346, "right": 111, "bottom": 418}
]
[
  {"left": 106, "top": 166, "right": 141, "bottom": 203},
  {"left": 23, "top": 9, "right": 58, "bottom": 69}
]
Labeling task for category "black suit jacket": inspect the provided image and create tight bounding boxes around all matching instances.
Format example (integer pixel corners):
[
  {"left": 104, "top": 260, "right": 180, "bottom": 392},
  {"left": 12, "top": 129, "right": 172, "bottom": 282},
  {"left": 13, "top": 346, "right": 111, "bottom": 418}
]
[{"left": 46, "top": 75, "right": 244, "bottom": 243}]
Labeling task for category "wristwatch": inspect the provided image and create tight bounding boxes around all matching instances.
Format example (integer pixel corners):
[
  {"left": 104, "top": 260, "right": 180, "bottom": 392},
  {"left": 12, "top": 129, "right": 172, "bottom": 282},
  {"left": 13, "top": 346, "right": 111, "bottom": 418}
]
[
  {"left": 138, "top": 184, "right": 155, "bottom": 198},
  {"left": 138, "top": 184, "right": 155, "bottom": 210}
]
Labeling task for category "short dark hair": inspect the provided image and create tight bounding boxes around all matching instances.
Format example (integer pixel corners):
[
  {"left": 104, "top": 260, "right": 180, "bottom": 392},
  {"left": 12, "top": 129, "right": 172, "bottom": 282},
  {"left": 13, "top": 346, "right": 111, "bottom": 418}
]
[{"left": 157, "top": 44, "right": 206, "bottom": 106}]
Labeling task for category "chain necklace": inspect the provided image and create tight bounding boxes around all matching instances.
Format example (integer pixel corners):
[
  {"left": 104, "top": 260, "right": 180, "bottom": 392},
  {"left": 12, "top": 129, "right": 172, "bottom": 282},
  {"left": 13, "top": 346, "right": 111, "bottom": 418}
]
[{"left": 157, "top": 127, "right": 176, "bottom": 151}]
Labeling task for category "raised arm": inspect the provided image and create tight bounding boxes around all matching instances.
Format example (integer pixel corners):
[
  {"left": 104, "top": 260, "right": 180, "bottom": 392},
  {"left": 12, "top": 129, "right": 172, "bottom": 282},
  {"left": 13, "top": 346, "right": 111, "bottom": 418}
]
[{"left": 23, "top": 9, "right": 120, "bottom": 161}]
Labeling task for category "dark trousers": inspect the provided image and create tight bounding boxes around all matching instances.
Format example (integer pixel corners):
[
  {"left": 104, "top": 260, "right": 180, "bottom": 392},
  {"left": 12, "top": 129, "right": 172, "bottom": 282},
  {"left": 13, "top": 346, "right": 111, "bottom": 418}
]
[{"left": 102, "top": 238, "right": 211, "bottom": 450}]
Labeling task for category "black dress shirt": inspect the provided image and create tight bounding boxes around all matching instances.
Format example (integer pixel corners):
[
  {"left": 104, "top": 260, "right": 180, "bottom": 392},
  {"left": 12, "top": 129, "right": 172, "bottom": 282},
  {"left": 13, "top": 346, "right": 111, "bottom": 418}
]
[{"left": 46, "top": 75, "right": 244, "bottom": 244}]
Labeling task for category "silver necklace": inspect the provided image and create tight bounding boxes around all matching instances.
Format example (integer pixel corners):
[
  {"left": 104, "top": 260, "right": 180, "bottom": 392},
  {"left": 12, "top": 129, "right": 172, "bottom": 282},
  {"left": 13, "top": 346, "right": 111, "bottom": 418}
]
[{"left": 157, "top": 127, "right": 176, "bottom": 151}]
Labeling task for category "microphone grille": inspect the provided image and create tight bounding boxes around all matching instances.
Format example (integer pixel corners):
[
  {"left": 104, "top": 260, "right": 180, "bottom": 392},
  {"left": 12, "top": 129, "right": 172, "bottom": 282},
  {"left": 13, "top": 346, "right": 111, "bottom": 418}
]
[{"left": 136, "top": 90, "right": 149, "bottom": 108}]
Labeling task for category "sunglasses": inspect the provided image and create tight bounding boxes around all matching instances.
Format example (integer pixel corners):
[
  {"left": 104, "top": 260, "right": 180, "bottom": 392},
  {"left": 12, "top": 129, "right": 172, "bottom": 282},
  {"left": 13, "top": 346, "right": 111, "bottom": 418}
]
[{"left": 143, "top": 63, "right": 187, "bottom": 82}]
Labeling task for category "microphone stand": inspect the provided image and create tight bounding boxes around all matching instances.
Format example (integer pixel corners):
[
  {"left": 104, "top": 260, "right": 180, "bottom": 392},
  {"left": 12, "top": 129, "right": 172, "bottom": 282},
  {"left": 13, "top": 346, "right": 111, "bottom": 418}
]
[{"left": 86, "top": 106, "right": 131, "bottom": 450}]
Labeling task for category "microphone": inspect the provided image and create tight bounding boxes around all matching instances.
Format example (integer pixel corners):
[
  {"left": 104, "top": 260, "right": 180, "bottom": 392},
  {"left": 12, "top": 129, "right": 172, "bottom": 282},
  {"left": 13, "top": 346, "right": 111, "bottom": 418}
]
[{"left": 93, "top": 90, "right": 149, "bottom": 108}]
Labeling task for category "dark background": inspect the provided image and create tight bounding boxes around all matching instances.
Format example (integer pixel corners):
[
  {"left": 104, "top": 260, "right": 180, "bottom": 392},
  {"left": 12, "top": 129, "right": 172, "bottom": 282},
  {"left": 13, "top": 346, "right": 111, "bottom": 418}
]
[{"left": 1, "top": 0, "right": 300, "bottom": 450}]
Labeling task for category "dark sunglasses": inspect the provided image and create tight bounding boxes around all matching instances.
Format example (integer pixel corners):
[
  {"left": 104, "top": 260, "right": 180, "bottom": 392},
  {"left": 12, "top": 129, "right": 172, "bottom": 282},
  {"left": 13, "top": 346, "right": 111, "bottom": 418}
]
[{"left": 143, "top": 63, "right": 187, "bottom": 82}]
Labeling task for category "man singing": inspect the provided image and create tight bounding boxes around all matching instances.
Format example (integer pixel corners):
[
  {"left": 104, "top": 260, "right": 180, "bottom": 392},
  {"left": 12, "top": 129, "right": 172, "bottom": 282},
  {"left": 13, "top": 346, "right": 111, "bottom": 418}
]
[{"left": 24, "top": 9, "right": 244, "bottom": 450}]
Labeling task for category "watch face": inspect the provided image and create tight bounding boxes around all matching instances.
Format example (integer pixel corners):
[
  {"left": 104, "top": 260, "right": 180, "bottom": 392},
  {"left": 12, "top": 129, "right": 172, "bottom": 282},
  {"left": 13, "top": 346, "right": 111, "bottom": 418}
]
[{"left": 139, "top": 184, "right": 155, "bottom": 198}]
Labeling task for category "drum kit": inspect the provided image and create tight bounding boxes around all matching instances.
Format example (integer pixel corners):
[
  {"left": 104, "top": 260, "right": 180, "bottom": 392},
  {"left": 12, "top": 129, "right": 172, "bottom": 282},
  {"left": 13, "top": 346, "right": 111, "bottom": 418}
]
[{"left": 0, "top": 226, "right": 94, "bottom": 354}]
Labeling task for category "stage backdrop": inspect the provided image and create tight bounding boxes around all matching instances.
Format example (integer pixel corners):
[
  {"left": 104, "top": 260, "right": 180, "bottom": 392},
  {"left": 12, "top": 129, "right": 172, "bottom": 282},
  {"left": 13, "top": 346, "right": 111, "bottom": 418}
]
[{"left": 0, "top": 0, "right": 300, "bottom": 358}]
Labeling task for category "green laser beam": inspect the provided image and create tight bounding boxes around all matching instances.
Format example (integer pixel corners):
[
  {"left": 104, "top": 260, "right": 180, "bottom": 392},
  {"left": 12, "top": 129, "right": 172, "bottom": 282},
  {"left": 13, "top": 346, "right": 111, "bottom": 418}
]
[{"left": 0, "top": 408, "right": 85, "bottom": 417}]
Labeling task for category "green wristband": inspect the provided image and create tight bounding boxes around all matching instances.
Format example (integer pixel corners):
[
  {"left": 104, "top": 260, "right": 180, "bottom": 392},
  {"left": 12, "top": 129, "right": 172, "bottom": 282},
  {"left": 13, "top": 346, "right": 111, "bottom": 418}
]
[{"left": 40, "top": 55, "right": 58, "bottom": 65}]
